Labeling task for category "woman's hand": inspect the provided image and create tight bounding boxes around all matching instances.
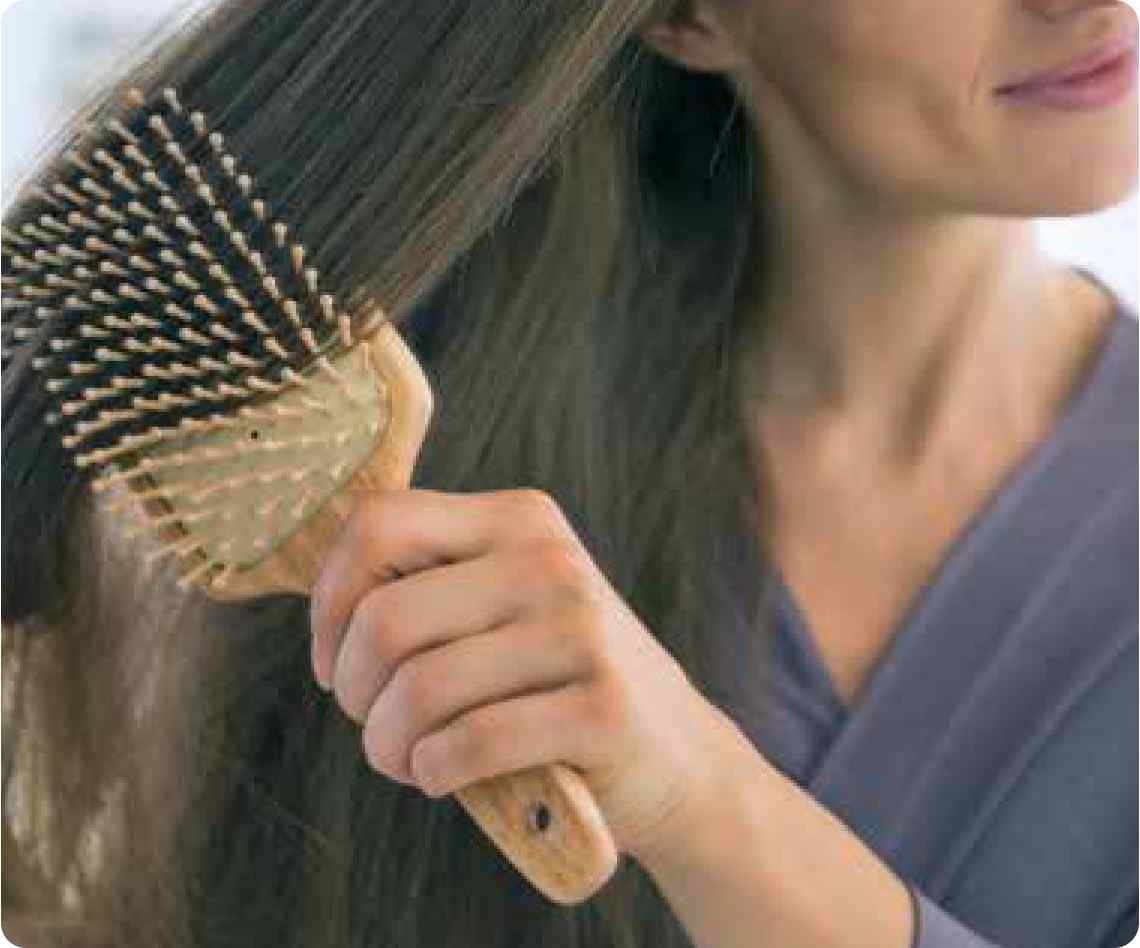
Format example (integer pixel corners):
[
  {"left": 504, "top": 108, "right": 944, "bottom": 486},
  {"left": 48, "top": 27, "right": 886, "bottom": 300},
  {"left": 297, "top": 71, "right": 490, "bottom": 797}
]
[{"left": 309, "top": 487, "right": 748, "bottom": 860}]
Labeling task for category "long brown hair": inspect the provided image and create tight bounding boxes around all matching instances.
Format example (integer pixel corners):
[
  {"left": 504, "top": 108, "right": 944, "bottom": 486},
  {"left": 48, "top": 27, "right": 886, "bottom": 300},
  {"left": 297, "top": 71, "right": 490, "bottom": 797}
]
[{"left": 1, "top": 1, "right": 780, "bottom": 944}]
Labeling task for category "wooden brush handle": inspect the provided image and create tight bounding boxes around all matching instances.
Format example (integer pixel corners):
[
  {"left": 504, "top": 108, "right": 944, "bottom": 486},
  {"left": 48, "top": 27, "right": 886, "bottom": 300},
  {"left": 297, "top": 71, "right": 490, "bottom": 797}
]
[
  {"left": 455, "top": 762, "right": 618, "bottom": 905},
  {"left": 202, "top": 322, "right": 619, "bottom": 904}
]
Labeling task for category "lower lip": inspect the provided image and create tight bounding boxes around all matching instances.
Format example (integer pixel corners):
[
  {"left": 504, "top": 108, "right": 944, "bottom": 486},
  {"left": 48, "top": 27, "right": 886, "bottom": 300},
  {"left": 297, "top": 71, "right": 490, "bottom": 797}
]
[{"left": 996, "top": 45, "right": 1138, "bottom": 111}]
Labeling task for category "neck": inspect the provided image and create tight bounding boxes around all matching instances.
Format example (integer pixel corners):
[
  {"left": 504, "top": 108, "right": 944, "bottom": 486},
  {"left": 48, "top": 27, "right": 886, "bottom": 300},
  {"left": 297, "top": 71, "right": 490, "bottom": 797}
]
[{"left": 737, "top": 206, "right": 1102, "bottom": 470}]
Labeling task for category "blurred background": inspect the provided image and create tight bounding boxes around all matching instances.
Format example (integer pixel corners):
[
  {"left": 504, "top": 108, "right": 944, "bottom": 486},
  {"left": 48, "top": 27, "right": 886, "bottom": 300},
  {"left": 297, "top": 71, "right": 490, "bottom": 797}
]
[{"left": 2, "top": 0, "right": 1137, "bottom": 309}]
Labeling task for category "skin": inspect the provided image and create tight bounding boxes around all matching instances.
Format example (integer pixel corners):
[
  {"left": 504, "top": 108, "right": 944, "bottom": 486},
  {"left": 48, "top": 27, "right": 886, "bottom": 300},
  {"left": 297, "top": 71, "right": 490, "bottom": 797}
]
[
  {"left": 311, "top": 0, "right": 1137, "bottom": 945},
  {"left": 680, "top": 0, "right": 1139, "bottom": 712},
  {"left": 309, "top": 487, "right": 746, "bottom": 858}
]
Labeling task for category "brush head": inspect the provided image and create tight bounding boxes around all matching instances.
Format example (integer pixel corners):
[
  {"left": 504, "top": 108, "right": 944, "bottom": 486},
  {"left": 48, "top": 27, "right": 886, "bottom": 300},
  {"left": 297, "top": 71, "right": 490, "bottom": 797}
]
[{"left": 1, "top": 86, "right": 433, "bottom": 596}]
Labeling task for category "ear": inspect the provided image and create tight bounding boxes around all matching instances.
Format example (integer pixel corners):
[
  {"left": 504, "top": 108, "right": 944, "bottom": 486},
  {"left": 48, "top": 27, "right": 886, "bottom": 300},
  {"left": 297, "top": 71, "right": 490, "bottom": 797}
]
[{"left": 636, "top": 0, "right": 748, "bottom": 74}]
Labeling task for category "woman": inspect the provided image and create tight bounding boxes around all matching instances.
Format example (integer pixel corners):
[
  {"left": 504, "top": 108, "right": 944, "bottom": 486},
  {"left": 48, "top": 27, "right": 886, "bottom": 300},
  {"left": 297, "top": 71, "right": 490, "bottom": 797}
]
[{"left": 2, "top": 0, "right": 1135, "bottom": 945}]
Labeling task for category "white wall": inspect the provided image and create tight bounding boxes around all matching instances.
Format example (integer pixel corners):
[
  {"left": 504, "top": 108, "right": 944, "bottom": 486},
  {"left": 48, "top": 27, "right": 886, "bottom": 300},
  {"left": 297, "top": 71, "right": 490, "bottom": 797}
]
[{"left": 2, "top": 0, "right": 1137, "bottom": 308}]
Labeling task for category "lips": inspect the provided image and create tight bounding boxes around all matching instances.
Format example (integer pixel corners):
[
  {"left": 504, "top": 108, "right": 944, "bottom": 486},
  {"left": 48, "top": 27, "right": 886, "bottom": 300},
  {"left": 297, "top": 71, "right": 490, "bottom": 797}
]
[{"left": 996, "top": 33, "right": 1138, "bottom": 94}]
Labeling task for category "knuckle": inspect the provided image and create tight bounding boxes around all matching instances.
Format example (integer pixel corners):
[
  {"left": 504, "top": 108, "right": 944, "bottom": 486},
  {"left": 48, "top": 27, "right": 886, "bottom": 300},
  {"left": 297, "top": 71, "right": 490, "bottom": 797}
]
[
  {"left": 585, "top": 675, "right": 630, "bottom": 735},
  {"left": 507, "top": 488, "right": 565, "bottom": 531},
  {"left": 557, "top": 604, "right": 606, "bottom": 669},
  {"left": 525, "top": 539, "right": 586, "bottom": 592},
  {"left": 331, "top": 667, "right": 368, "bottom": 726},
  {"left": 361, "top": 591, "right": 411, "bottom": 666},
  {"left": 344, "top": 493, "right": 385, "bottom": 542},
  {"left": 389, "top": 659, "right": 435, "bottom": 725},
  {"left": 362, "top": 714, "right": 405, "bottom": 778},
  {"left": 342, "top": 493, "right": 403, "bottom": 564},
  {"left": 457, "top": 710, "right": 499, "bottom": 766}
]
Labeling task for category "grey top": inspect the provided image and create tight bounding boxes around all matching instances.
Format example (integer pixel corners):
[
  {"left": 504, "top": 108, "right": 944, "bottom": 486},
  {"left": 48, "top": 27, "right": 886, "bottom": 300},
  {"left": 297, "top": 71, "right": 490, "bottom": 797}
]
[{"left": 712, "top": 282, "right": 1138, "bottom": 947}]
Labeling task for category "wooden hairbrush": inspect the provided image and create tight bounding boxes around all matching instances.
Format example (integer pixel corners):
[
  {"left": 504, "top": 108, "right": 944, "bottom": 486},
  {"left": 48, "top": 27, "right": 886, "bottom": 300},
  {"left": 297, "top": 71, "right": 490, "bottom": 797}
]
[{"left": 0, "top": 85, "right": 618, "bottom": 906}]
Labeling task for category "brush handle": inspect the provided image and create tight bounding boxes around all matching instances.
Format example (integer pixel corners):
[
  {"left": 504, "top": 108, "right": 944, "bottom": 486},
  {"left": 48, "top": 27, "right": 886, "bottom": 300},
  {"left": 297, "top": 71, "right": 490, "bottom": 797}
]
[
  {"left": 196, "top": 323, "right": 619, "bottom": 904},
  {"left": 455, "top": 762, "right": 619, "bottom": 905}
]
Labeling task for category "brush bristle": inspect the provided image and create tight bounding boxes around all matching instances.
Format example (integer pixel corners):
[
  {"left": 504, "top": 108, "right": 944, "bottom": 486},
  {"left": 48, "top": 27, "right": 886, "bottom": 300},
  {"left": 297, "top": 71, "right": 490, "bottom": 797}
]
[
  {"left": 1, "top": 86, "right": 387, "bottom": 452},
  {"left": 1, "top": 86, "right": 393, "bottom": 590}
]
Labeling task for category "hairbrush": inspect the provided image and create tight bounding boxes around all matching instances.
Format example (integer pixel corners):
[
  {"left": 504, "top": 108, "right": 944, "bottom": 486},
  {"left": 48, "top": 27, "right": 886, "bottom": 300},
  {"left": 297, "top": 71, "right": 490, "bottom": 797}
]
[{"left": 0, "top": 85, "right": 617, "bottom": 906}]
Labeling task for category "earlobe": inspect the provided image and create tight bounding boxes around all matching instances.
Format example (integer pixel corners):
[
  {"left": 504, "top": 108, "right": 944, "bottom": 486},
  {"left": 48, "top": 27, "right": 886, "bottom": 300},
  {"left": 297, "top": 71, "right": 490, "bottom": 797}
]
[
  {"left": 637, "top": 22, "right": 690, "bottom": 66},
  {"left": 635, "top": 4, "right": 746, "bottom": 75}
]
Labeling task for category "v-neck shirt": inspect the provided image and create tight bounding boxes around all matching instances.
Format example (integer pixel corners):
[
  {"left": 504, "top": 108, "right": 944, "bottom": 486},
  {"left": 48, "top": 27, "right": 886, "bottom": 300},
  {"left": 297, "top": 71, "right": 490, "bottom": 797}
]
[
  {"left": 712, "top": 283, "right": 1137, "bottom": 947},
  {"left": 768, "top": 286, "right": 1132, "bottom": 768}
]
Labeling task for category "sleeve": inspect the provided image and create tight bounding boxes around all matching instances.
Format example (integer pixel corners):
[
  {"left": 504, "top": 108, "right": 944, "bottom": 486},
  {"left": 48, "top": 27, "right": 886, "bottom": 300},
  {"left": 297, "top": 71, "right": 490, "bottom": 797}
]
[
  {"left": 905, "top": 880, "right": 1001, "bottom": 948},
  {"left": 905, "top": 882, "right": 1139, "bottom": 948}
]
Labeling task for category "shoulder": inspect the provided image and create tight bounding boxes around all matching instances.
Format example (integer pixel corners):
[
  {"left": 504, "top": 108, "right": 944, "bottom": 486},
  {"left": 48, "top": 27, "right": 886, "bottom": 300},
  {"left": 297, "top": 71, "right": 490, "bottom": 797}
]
[{"left": 1069, "top": 294, "right": 1136, "bottom": 499}]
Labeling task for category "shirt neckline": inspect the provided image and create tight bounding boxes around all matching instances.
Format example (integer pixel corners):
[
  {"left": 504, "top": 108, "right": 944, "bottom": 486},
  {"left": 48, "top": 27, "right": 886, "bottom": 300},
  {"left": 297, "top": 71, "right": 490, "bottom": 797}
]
[{"left": 772, "top": 272, "right": 1133, "bottom": 720}]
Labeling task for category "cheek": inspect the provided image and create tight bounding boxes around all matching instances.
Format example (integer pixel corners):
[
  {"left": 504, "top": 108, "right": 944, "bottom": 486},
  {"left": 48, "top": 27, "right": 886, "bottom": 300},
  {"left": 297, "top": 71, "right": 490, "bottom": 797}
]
[
  {"left": 982, "top": 96, "right": 1139, "bottom": 214},
  {"left": 760, "top": 4, "right": 991, "bottom": 204},
  {"left": 748, "top": 3, "right": 1134, "bottom": 214}
]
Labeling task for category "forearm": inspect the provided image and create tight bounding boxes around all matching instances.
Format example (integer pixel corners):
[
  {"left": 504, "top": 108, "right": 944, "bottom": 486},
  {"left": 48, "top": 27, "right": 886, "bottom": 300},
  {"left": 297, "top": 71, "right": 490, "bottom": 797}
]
[{"left": 633, "top": 734, "right": 915, "bottom": 948}]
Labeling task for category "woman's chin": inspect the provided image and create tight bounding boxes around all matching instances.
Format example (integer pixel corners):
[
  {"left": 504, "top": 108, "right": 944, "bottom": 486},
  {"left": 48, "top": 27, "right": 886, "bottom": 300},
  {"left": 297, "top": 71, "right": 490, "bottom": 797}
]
[
  {"left": 983, "top": 163, "right": 1139, "bottom": 219},
  {"left": 1032, "top": 175, "right": 1138, "bottom": 218},
  {"left": 1002, "top": 120, "right": 1137, "bottom": 217}
]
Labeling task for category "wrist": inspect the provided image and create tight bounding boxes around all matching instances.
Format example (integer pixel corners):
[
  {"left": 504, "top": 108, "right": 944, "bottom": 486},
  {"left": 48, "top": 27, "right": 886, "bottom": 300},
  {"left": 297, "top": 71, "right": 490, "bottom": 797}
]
[
  {"left": 618, "top": 713, "right": 812, "bottom": 948},
  {"left": 627, "top": 704, "right": 773, "bottom": 873},
  {"left": 631, "top": 717, "right": 915, "bottom": 948}
]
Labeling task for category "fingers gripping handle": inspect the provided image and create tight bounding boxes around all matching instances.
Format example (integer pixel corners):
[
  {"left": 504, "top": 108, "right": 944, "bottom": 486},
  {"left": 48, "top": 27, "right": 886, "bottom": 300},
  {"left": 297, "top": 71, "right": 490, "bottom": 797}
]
[
  {"left": 455, "top": 762, "right": 619, "bottom": 905},
  {"left": 204, "top": 326, "right": 619, "bottom": 903}
]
